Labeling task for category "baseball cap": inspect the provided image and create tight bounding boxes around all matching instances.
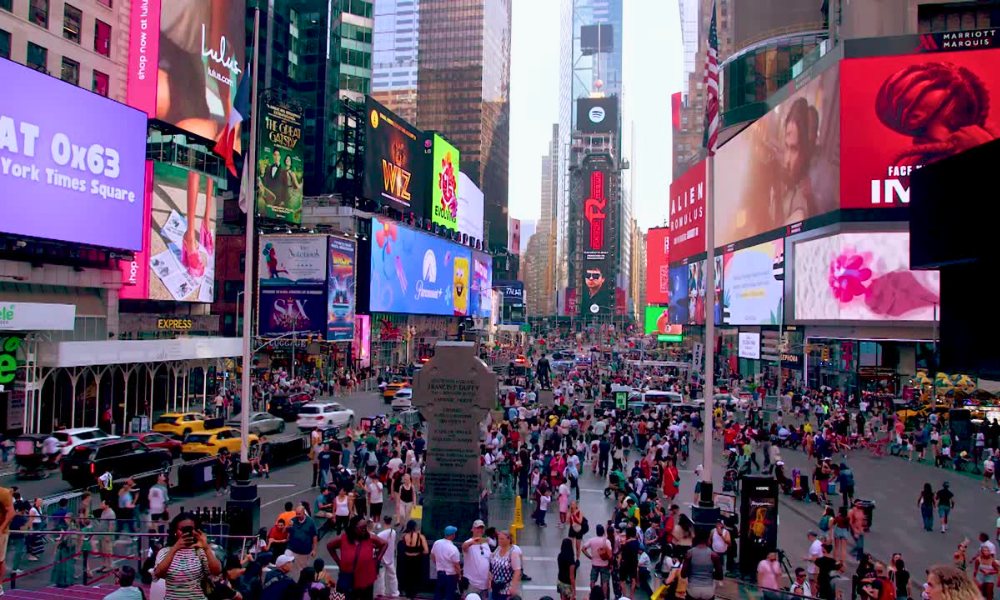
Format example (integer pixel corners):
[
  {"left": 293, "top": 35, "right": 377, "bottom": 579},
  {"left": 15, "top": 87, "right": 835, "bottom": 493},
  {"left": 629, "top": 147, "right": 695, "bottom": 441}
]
[
  {"left": 472, "top": 520, "right": 486, "bottom": 528},
  {"left": 275, "top": 552, "right": 295, "bottom": 569},
  {"left": 444, "top": 525, "right": 458, "bottom": 536}
]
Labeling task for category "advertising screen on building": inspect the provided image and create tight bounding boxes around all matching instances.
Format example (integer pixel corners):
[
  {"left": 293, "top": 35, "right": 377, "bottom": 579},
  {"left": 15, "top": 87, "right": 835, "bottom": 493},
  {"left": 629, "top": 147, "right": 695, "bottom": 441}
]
[
  {"left": 326, "top": 236, "right": 356, "bottom": 342},
  {"left": 256, "top": 95, "right": 304, "bottom": 224},
  {"left": 471, "top": 251, "right": 493, "bottom": 318},
  {"left": 494, "top": 280, "right": 525, "bottom": 307},
  {"left": 458, "top": 172, "right": 485, "bottom": 241},
  {"left": 670, "top": 159, "right": 706, "bottom": 262},
  {"left": 363, "top": 97, "right": 426, "bottom": 215},
  {"left": 794, "top": 231, "right": 941, "bottom": 321},
  {"left": 583, "top": 169, "right": 611, "bottom": 260},
  {"left": 146, "top": 162, "right": 221, "bottom": 302},
  {"left": 1, "top": 59, "right": 148, "bottom": 251},
  {"left": 127, "top": 1, "right": 246, "bottom": 148},
  {"left": 668, "top": 265, "right": 689, "bottom": 325},
  {"left": 258, "top": 287, "right": 326, "bottom": 336},
  {"left": 738, "top": 332, "right": 761, "bottom": 360},
  {"left": 644, "top": 306, "right": 683, "bottom": 340},
  {"left": 669, "top": 259, "right": 723, "bottom": 325},
  {"left": 715, "top": 66, "right": 840, "bottom": 247},
  {"left": 646, "top": 227, "right": 671, "bottom": 304},
  {"left": 258, "top": 236, "right": 327, "bottom": 287},
  {"left": 840, "top": 49, "right": 1000, "bottom": 209},
  {"left": 722, "top": 240, "right": 785, "bottom": 325},
  {"left": 354, "top": 314, "right": 371, "bottom": 368},
  {"left": 431, "top": 134, "right": 460, "bottom": 232},
  {"left": 580, "top": 258, "right": 614, "bottom": 317},
  {"left": 369, "top": 217, "right": 471, "bottom": 316},
  {"left": 576, "top": 96, "right": 619, "bottom": 134}
]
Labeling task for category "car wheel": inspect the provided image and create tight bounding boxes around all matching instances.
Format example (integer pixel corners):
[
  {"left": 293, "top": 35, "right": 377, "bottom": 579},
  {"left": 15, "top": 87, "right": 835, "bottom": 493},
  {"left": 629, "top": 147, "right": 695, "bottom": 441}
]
[{"left": 278, "top": 421, "right": 286, "bottom": 433}]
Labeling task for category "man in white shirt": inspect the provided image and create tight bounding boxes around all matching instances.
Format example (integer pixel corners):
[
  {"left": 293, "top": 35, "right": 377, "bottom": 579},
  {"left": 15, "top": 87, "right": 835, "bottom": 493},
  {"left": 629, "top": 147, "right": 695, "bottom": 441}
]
[
  {"left": 790, "top": 567, "right": 813, "bottom": 597},
  {"left": 461, "top": 520, "right": 492, "bottom": 596},
  {"left": 805, "top": 531, "right": 823, "bottom": 589},
  {"left": 374, "top": 516, "right": 399, "bottom": 598},
  {"left": 431, "top": 525, "right": 461, "bottom": 600}
]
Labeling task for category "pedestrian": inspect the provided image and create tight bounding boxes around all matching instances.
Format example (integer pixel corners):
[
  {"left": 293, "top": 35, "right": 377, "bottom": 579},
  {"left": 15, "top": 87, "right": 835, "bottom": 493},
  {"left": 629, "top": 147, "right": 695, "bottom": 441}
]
[
  {"left": 833, "top": 507, "right": 851, "bottom": 564},
  {"left": 430, "top": 525, "right": 461, "bottom": 600},
  {"left": 806, "top": 531, "right": 823, "bottom": 589},
  {"left": 148, "top": 473, "right": 169, "bottom": 534},
  {"left": 327, "top": 515, "right": 386, "bottom": 600},
  {"left": 488, "top": 530, "right": 522, "bottom": 600},
  {"left": 374, "top": 516, "right": 399, "bottom": 598},
  {"left": 814, "top": 543, "right": 843, "bottom": 600},
  {"left": 153, "top": 512, "right": 223, "bottom": 600},
  {"left": 849, "top": 501, "right": 867, "bottom": 560},
  {"left": 894, "top": 558, "right": 911, "bottom": 600},
  {"left": 286, "top": 505, "right": 318, "bottom": 578},
  {"left": 535, "top": 487, "right": 551, "bottom": 527},
  {"left": 681, "top": 530, "right": 723, "bottom": 600},
  {"left": 838, "top": 462, "right": 856, "bottom": 508},
  {"left": 398, "top": 520, "right": 428, "bottom": 600},
  {"left": 925, "top": 564, "right": 980, "bottom": 600},
  {"left": 757, "top": 550, "right": 784, "bottom": 591},
  {"left": 364, "top": 472, "right": 384, "bottom": 520},
  {"left": 791, "top": 567, "right": 813, "bottom": 597},
  {"left": 582, "top": 524, "right": 613, "bottom": 598},
  {"left": 937, "top": 482, "right": 955, "bottom": 534},
  {"left": 972, "top": 545, "right": 1000, "bottom": 600},
  {"left": 567, "top": 501, "right": 587, "bottom": 559},
  {"left": 919, "top": 483, "right": 936, "bottom": 532},
  {"left": 557, "top": 538, "right": 577, "bottom": 600},
  {"left": 462, "top": 519, "right": 492, "bottom": 597},
  {"left": 618, "top": 526, "right": 642, "bottom": 599}
]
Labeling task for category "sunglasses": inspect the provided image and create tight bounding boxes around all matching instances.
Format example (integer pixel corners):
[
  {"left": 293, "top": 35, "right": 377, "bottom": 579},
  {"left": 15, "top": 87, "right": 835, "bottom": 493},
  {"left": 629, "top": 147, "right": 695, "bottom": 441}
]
[{"left": 585, "top": 272, "right": 602, "bottom": 280}]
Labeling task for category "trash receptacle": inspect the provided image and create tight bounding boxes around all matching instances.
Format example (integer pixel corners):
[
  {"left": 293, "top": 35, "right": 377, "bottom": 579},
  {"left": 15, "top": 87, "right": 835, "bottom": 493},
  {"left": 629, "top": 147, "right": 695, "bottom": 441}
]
[{"left": 855, "top": 499, "right": 875, "bottom": 531}]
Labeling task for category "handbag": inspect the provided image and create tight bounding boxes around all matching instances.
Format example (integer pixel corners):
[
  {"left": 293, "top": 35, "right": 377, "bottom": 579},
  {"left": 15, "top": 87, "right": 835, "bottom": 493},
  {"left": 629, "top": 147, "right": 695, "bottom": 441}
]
[{"left": 336, "top": 541, "right": 362, "bottom": 593}]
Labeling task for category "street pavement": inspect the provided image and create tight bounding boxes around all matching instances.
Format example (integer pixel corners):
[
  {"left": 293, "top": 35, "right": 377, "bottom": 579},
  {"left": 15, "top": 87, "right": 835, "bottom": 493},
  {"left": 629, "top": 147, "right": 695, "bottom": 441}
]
[{"left": 7, "top": 391, "right": 998, "bottom": 598}]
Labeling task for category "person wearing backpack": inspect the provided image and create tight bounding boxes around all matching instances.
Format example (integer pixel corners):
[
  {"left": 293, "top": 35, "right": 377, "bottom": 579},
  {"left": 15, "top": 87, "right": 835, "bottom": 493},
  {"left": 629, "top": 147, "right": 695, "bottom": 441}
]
[{"left": 838, "top": 463, "right": 856, "bottom": 508}]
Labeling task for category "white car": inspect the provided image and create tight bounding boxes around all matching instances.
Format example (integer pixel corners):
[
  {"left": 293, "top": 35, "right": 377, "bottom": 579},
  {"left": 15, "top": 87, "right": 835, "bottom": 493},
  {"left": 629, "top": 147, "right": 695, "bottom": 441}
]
[
  {"left": 295, "top": 402, "right": 355, "bottom": 430},
  {"left": 52, "top": 428, "right": 118, "bottom": 455},
  {"left": 391, "top": 388, "right": 413, "bottom": 411}
]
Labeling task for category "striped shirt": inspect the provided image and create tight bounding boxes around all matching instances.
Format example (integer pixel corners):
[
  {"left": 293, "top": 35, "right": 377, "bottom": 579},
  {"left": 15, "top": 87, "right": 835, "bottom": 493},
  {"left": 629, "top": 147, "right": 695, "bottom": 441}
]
[{"left": 156, "top": 547, "right": 207, "bottom": 600}]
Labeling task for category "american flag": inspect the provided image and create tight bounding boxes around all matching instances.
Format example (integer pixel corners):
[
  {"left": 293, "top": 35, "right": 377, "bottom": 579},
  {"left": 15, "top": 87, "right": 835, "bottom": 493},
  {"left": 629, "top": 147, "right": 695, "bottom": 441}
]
[{"left": 702, "top": 0, "right": 720, "bottom": 155}]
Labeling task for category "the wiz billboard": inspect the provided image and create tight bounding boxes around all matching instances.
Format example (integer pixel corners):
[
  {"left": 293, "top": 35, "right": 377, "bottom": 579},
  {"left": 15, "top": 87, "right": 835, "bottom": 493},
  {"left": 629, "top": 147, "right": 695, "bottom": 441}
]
[{"left": 363, "top": 97, "right": 426, "bottom": 215}]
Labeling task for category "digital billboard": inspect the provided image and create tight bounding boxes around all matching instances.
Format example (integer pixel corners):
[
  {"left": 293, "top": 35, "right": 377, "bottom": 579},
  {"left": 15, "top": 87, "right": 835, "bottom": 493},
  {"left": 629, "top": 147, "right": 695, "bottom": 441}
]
[
  {"left": 471, "top": 251, "right": 493, "bottom": 318},
  {"left": 431, "top": 133, "right": 460, "bottom": 232},
  {"left": 129, "top": 1, "right": 246, "bottom": 149},
  {"left": 715, "top": 65, "right": 840, "bottom": 247},
  {"left": 147, "top": 162, "right": 221, "bottom": 302},
  {"left": 0, "top": 59, "right": 148, "bottom": 251},
  {"left": 354, "top": 314, "right": 371, "bottom": 368},
  {"left": 576, "top": 96, "right": 619, "bottom": 134},
  {"left": 326, "top": 236, "right": 356, "bottom": 342},
  {"left": 738, "top": 332, "right": 761, "bottom": 360},
  {"left": 258, "top": 287, "right": 326, "bottom": 337},
  {"left": 644, "top": 306, "right": 684, "bottom": 341},
  {"left": 258, "top": 236, "right": 327, "bottom": 287},
  {"left": 722, "top": 240, "right": 785, "bottom": 325},
  {"left": 670, "top": 159, "right": 706, "bottom": 262},
  {"left": 580, "top": 259, "right": 613, "bottom": 317},
  {"left": 494, "top": 281, "right": 525, "bottom": 307},
  {"left": 256, "top": 95, "right": 304, "bottom": 224},
  {"left": 370, "top": 217, "right": 471, "bottom": 316},
  {"left": 583, "top": 169, "right": 611, "bottom": 260},
  {"left": 458, "top": 172, "right": 485, "bottom": 241},
  {"left": 794, "top": 231, "right": 940, "bottom": 321},
  {"left": 363, "top": 97, "right": 426, "bottom": 215},
  {"left": 668, "top": 265, "right": 689, "bottom": 324},
  {"left": 840, "top": 49, "right": 1000, "bottom": 209},
  {"left": 668, "top": 259, "right": 722, "bottom": 325},
  {"left": 118, "top": 162, "right": 155, "bottom": 300},
  {"left": 646, "top": 227, "right": 671, "bottom": 304}
]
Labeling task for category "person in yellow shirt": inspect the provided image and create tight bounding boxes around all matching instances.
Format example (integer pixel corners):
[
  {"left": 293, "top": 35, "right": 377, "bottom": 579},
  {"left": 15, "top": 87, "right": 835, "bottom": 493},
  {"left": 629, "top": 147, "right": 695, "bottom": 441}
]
[{"left": 803, "top": 422, "right": 814, "bottom": 434}]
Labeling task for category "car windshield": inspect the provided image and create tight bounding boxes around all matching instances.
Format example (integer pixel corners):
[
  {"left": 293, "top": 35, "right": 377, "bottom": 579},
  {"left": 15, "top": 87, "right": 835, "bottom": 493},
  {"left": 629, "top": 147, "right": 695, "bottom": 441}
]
[
  {"left": 299, "top": 406, "right": 321, "bottom": 415},
  {"left": 155, "top": 416, "right": 178, "bottom": 424},
  {"left": 185, "top": 434, "right": 212, "bottom": 444}
]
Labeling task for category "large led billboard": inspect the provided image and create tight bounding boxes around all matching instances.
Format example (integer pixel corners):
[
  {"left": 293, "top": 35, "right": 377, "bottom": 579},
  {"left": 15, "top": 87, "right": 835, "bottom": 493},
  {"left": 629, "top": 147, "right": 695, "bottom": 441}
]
[
  {"left": 715, "top": 65, "right": 840, "bottom": 247},
  {"left": 1, "top": 59, "right": 147, "bottom": 251},
  {"left": 644, "top": 306, "right": 683, "bottom": 341},
  {"left": 363, "top": 97, "right": 426, "bottom": 215},
  {"left": 583, "top": 169, "right": 611, "bottom": 260},
  {"left": 431, "top": 134, "right": 460, "bottom": 232},
  {"left": 668, "top": 258, "right": 722, "bottom": 325},
  {"left": 722, "top": 240, "right": 785, "bottom": 325},
  {"left": 669, "top": 159, "right": 706, "bottom": 263},
  {"left": 646, "top": 227, "right": 671, "bottom": 304},
  {"left": 470, "top": 251, "right": 493, "bottom": 318},
  {"left": 580, "top": 258, "right": 614, "bottom": 317},
  {"left": 256, "top": 95, "right": 304, "bottom": 224},
  {"left": 668, "top": 265, "right": 689, "bottom": 324},
  {"left": 146, "top": 162, "right": 221, "bottom": 302},
  {"left": 258, "top": 236, "right": 327, "bottom": 287},
  {"left": 794, "top": 231, "right": 940, "bottom": 321},
  {"left": 326, "top": 236, "right": 356, "bottom": 342},
  {"left": 494, "top": 280, "right": 525, "bottom": 307},
  {"left": 576, "top": 96, "right": 619, "bottom": 134},
  {"left": 127, "top": 1, "right": 246, "bottom": 150},
  {"left": 458, "top": 172, "right": 485, "bottom": 242},
  {"left": 370, "top": 217, "right": 471, "bottom": 316},
  {"left": 841, "top": 49, "right": 1000, "bottom": 209}
]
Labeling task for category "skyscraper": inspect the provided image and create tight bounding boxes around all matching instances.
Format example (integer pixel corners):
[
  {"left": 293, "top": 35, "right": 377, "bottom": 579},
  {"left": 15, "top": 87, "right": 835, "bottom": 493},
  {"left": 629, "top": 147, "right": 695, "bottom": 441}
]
[
  {"left": 372, "top": 0, "right": 419, "bottom": 123},
  {"left": 416, "top": 0, "right": 512, "bottom": 253},
  {"left": 536, "top": 124, "right": 560, "bottom": 315}
]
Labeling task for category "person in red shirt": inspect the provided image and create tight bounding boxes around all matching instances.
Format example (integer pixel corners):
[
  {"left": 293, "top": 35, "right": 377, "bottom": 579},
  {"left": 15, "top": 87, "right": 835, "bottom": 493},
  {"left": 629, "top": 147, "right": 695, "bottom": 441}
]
[{"left": 328, "top": 515, "right": 387, "bottom": 599}]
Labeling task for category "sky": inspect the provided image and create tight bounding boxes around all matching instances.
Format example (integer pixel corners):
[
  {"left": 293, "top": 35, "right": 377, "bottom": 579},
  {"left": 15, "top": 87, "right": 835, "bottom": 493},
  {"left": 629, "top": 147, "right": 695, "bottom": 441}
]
[{"left": 508, "top": 0, "right": 684, "bottom": 231}]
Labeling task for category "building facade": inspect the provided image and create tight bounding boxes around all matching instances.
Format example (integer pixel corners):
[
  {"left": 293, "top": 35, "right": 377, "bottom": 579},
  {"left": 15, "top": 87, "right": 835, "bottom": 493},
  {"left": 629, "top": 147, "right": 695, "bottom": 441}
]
[
  {"left": 416, "top": 0, "right": 511, "bottom": 253},
  {"left": 0, "top": 0, "right": 129, "bottom": 101},
  {"left": 372, "top": 0, "right": 418, "bottom": 122}
]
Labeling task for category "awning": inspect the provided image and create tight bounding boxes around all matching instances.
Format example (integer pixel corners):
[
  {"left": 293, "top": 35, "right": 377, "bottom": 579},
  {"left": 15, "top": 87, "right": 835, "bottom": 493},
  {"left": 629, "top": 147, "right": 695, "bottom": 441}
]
[
  {"left": 0, "top": 290, "right": 105, "bottom": 318},
  {"left": 36, "top": 337, "right": 243, "bottom": 368}
]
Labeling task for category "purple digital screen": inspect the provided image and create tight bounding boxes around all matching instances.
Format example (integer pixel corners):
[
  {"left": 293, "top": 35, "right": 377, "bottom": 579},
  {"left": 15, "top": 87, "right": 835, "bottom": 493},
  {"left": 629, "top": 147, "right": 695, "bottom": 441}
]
[{"left": 0, "top": 59, "right": 148, "bottom": 251}]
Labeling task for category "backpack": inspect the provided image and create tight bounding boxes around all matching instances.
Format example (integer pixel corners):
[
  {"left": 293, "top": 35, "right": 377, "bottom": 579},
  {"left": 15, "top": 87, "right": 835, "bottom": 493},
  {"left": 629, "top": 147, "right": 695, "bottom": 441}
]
[{"left": 818, "top": 515, "right": 831, "bottom": 532}]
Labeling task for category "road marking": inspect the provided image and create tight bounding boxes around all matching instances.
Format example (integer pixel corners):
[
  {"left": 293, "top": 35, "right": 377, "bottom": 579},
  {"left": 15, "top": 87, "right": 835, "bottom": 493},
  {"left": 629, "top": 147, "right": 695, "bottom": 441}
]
[
  {"left": 522, "top": 556, "right": 556, "bottom": 562},
  {"left": 262, "top": 488, "right": 311, "bottom": 508},
  {"left": 522, "top": 585, "right": 591, "bottom": 591},
  {"left": 257, "top": 484, "right": 297, "bottom": 488}
]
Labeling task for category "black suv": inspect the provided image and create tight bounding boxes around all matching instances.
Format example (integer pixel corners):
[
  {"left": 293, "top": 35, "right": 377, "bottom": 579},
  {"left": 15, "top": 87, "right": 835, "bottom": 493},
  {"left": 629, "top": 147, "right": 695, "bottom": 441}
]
[{"left": 61, "top": 438, "right": 172, "bottom": 489}]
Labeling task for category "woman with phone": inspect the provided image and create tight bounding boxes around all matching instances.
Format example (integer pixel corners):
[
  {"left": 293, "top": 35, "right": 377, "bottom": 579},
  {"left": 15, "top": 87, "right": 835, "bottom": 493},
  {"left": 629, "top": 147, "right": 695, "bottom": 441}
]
[{"left": 154, "top": 512, "right": 222, "bottom": 599}]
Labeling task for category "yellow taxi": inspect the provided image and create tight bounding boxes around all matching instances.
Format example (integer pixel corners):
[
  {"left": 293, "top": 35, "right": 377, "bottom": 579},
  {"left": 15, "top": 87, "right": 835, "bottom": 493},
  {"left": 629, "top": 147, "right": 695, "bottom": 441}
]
[
  {"left": 152, "top": 412, "right": 212, "bottom": 438},
  {"left": 382, "top": 380, "right": 410, "bottom": 402},
  {"left": 896, "top": 403, "right": 951, "bottom": 424},
  {"left": 181, "top": 427, "right": 259, "bottom": 460}
]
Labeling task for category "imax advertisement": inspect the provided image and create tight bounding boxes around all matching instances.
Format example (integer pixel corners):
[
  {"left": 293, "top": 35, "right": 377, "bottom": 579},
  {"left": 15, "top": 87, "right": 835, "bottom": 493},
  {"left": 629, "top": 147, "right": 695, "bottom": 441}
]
[
  {"left": 0, "top": 59, "right": 148, "bottom": 251},
  {"left": 646, "top": 227, "right": 671, "bottom": 304},
  {"left": 256, "top": 95, "right": 304, "bottom": 224},
  {"left": 258, "top": 287, "right": 326, "bottom": 337},
  {"left": 670, "top": 159, "right": 706, "bottom": 263},
  {"left": 431, "top": 134, "right": 460, "bottom": 232},
  {"left": 715, "top": 65, "right": 840, "bottom": 247},
  {"left": 327, "top": 236, "right": 356, "bottom": 342},
  {"left": 471, "top": 251, "right": 493, "bottom": 319},
  {"left": 794, "top": 231, "right": 940, "bottom": 321},
  {"left": 722, "top": 240, "right": 785, "bottom": 325},
  {"left": 259, "top": 236, "right": 327, "bottom": 288},
  {"left": 147, "top": 162, "right": 221, "bottom": 302},
  {"left": 363, "top": 97, "right": 425, "bottom": 215},
  {"left": 576, "top": 96, "right": 619, "bottom": 134},
  {"left": 130, "top": 0, "right": 246, "bottom": 149},
  {"left": 370, "top": 217, "right": 471, "bottom": 316},
  {"left": 840, "top": 49, "right": 1000, "bottom": 209}
]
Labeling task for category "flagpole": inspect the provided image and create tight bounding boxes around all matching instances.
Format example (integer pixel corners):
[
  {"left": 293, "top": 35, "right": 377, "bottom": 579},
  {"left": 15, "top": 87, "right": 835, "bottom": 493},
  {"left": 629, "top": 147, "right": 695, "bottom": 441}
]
[
  {"left": 700, "top": 153, "right": 715, "bottom": 506},
  {"left": 239, "top": 3, "right": 261, "bottom": 464}
]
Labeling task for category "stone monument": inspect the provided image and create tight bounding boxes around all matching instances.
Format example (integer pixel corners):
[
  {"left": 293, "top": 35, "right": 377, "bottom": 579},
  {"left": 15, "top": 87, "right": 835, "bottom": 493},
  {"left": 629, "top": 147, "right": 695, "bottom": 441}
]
[{"left": 414, "top": 341, "right": 496, "bottom": 540}]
